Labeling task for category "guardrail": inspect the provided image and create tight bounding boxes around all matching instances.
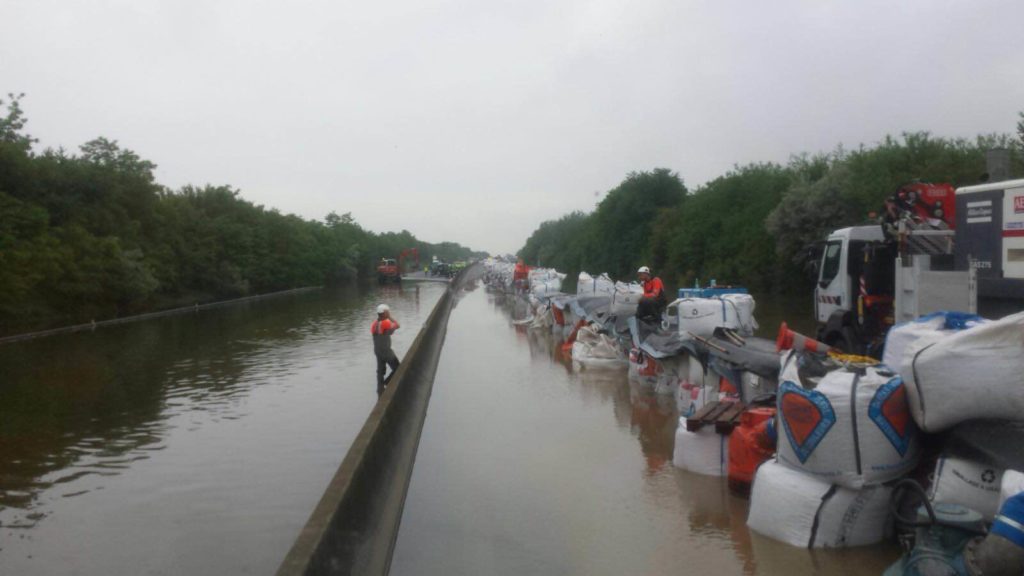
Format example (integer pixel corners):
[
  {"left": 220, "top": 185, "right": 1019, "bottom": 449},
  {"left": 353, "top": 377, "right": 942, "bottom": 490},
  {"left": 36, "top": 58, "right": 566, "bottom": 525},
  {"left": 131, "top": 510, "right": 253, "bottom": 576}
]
[
  {"left": 0, "top": 287, "right": 321, "bottom": 344},
  {"left": 276, "top": 263, "right": 481, "bottom": 576}
]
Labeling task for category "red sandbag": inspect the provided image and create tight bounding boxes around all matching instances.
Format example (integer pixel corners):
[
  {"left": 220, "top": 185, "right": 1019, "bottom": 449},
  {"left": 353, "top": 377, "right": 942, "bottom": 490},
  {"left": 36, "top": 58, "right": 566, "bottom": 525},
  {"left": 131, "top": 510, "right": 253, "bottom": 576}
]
[{"left": 728, "top": 407, "right": 776, "bottom": 496}]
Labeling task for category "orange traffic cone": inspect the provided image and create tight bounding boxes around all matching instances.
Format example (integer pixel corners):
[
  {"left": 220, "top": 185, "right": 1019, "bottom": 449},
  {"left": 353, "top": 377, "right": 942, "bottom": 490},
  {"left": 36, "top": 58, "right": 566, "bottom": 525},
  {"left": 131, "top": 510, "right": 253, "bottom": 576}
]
[{"left": 776, "top": 322, "right": 831, "bottom": 354}]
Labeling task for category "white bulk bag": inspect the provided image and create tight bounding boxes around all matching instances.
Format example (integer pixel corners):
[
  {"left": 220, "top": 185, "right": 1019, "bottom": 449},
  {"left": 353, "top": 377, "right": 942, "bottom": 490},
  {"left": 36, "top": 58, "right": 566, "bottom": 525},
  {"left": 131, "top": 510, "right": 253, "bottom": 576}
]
[
  {"left": 611, "top": 281, "right": 644, "bottom": 317},
  {"left": 777, "top": 354, "right": 920, "bottom": 489},
  {"left": 530, "top": 279, "right": 562, "bottom": 296},
  {"left": 882, "top": 312, "right": 986, "bottom": 370},
  {"left": 740, "top": 371, "right": 777, "bottom": 403},
  {"left": 930, "top": 456, "right": 1005, "bottom": 521},
  {"left": 571, "top": 324, "right": 626, "bottom": 369},
  {"left": 747, "top": 460, "right": 892, "bottom": 548},
  {"left": 530, "top": 306, "right": 554, "bottom": 330},
  {"left": 675, "top": 356, "right": 716, "bottom": 416},
  {"left": 527, "top": 267, "right": 557, "bottom": 282},
  {"left": 720, "top": 293, "right": 758, "bottom": 335},
  {"left": 675, "top": 297, "right": 730, "bottom": 338},
  {"left": 577, "top": 272, "right": 614, "bottom": 296},
  {"left": 654, "top": 356, "right": 688, "bottom": 397},
  {"left": 673, "top": 294, "right": 758, "bottom": 339},
  {"left": 999, "top": 470, "right": 1024, "bottom": 511},
  {"left": 901, "top": 311, "right": 1024, "bottom": 432},
  {"left": 577, "top": 272, "right": 594, "bottom": 295},
  {"left": 673, "top": 421, "right": 729, "bottom": 476},
  {"left": 529, "top": 269, "right": 565, "bottom": 295},
  {"left": 676, "top": 381, "right": 712, "bottom": 418}
]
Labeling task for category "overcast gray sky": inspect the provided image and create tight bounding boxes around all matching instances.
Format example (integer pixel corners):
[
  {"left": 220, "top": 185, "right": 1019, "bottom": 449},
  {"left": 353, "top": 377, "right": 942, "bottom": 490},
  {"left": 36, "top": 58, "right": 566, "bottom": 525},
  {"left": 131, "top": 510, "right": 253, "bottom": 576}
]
[{"left": 3, "top": 0, "right": 1023, "bottom": 254}]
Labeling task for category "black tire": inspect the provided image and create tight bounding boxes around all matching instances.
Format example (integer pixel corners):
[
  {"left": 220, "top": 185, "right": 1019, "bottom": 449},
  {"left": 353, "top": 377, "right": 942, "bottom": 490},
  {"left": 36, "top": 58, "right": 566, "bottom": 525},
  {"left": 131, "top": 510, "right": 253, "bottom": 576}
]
[{"left": 825, "top": 327, "right": 860, "bottom": 355}]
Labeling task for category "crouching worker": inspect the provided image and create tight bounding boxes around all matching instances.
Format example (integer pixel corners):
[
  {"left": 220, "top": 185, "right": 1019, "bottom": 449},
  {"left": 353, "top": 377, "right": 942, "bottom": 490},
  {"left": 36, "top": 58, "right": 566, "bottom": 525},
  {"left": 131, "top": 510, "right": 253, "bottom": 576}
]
[
  {"left": 636, "top": 266, "right": 667, "bottom": 323},
  {"left": 371, "top": 304, "right": 401, "bottom": 396}
]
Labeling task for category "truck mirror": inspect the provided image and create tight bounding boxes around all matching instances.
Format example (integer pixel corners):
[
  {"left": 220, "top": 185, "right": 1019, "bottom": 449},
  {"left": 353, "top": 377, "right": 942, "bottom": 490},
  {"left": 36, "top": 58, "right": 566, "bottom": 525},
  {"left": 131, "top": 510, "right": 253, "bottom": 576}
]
[{"left": 806, "top": 243, "right": 823, "bottom": 281}]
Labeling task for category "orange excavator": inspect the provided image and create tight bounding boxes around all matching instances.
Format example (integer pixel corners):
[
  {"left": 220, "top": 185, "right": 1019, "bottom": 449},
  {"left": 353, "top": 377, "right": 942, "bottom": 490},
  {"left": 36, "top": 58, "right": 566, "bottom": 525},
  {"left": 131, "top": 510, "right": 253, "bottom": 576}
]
[{"left": 376, "top": 248, "right": 419, "bottom": 284}]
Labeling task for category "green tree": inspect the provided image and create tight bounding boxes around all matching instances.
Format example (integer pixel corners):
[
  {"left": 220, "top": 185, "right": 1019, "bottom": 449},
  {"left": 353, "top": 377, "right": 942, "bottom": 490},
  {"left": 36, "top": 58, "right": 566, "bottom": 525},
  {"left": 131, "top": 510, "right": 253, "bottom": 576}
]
[
  {"left": 1017, "top": 111, "right": 1024, "bottom": 154},
  {"left": 0, "top": 97, "right": 487, "bottom": 334},
  {"left": 0, "top": 93, "right": 37, "bottom": 152}
]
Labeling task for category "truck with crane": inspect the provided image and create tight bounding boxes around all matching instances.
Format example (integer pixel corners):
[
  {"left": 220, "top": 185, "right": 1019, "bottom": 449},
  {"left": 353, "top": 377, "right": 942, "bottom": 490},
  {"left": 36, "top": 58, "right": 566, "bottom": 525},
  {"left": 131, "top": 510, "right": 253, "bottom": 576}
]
[{"left": 814, "top": 176, "right": 1024, "bottom": 356}]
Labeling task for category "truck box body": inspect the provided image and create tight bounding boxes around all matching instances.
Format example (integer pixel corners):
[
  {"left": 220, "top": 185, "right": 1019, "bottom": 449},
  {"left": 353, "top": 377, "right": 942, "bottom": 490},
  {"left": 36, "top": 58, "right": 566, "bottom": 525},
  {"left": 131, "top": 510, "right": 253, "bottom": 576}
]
[{"left": 954, "top": 178, "right": 1024, "bottom": 295}]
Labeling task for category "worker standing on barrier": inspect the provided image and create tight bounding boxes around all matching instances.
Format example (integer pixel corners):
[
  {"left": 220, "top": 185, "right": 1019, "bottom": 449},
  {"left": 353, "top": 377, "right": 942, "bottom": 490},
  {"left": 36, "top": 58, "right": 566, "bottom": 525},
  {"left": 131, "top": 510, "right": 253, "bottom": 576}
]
[
  {"left": 636, "top": 266, "right": 667, "bottom": 322},
  {"left": 371, "top": 304, "right": 401, "bottom": 396}
]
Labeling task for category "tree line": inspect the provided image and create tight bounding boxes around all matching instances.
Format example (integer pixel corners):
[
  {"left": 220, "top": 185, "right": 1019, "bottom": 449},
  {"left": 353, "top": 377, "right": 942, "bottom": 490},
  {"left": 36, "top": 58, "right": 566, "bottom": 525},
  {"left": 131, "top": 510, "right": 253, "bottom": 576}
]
[
  {"left": 520, "top": 123, "right": 1024, "bottom": 296},
  {"left": 0, "top": 95, "right": 485, "bottom": 335}
]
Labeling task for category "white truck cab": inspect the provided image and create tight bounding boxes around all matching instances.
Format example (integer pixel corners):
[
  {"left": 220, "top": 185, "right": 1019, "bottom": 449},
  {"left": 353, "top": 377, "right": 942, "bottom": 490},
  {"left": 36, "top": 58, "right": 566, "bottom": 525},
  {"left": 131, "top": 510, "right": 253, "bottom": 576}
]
[
  {"left": 815, "top": 225, "right": 885, "bottom": 326},
  {"left": 815, "top": 222, "right": 976, "bottom": 355}
]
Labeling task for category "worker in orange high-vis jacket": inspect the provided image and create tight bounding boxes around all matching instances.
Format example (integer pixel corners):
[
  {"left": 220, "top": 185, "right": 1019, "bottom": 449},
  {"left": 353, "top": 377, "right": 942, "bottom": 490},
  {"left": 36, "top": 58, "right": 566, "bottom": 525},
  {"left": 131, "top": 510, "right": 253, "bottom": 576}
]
[
  {"left": 636, "top": 266, "right": 667, "bottom": 322},
  {"left": 371, "top": 304, "right": 401, "bottom": 396}
]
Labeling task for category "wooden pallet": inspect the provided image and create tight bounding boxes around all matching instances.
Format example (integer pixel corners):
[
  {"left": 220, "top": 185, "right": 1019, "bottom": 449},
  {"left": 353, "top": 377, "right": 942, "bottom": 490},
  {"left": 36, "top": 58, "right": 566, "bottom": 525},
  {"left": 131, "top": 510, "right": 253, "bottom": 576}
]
[{"left": 685, "top": 401, "right": 746, "bottom": 434}]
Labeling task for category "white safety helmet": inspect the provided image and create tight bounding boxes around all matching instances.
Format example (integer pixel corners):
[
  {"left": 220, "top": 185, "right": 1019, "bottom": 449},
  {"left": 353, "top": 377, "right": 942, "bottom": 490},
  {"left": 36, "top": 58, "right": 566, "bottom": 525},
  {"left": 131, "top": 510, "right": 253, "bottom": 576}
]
[
  {"left": 637, "top": 266, "right": 651, "bottom": 274},
  {"left": 376, "top": 304, "right": 390, "bottom": 314}
]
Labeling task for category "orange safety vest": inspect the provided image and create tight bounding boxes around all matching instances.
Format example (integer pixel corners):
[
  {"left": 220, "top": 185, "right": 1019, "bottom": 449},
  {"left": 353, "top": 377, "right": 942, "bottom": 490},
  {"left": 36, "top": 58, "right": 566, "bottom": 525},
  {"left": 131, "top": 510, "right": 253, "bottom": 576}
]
[
  {"left": 371, "top": 319, "right": 396, "bottom": 355},
  {"left": 643, "top": 277, "right": 665, "bottom": 299}
]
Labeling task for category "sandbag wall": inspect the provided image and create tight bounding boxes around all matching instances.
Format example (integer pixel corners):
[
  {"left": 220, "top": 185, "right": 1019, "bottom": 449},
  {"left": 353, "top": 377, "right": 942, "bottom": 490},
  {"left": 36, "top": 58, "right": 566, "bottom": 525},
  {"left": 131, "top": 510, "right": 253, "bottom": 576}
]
[
  {"left": 886, "top": 311, "right": 1024, "bottom": 523},
  {"left": 745, "top": 352, "right": 920, "bottom": 548},
  {"left": 746, "top": 311, "right": 1024, "bottom": 550},
  {"left": 484, "top": 258, "right": 1024, "bottom": 553}
]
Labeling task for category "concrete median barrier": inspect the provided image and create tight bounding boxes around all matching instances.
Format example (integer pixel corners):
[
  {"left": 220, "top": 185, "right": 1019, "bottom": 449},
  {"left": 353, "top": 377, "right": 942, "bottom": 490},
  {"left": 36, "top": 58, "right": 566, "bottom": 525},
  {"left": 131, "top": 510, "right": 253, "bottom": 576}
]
[{"left": 276, "top": 263, "right": 481, "bottom": 576}]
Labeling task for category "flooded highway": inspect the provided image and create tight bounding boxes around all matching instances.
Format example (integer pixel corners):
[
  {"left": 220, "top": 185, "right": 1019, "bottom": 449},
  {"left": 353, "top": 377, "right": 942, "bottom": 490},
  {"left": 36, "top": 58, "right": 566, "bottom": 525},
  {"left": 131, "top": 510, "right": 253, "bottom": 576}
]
[
  {"left": 0, "top": 283, "right": 445, "bottom": 576},
  {"left": 392, "top": 286, "right": 899, "bottom": 575},
  {"left": 2, "top": 279, "right": 898, "bottom": 575}
]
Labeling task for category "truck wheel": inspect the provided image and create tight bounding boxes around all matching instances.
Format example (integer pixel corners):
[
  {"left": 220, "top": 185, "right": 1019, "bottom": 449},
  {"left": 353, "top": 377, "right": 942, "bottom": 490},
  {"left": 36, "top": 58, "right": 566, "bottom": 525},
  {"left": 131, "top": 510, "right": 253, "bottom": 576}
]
[{"left": 826, "top": 327, "right": 860, "bottom": 355}]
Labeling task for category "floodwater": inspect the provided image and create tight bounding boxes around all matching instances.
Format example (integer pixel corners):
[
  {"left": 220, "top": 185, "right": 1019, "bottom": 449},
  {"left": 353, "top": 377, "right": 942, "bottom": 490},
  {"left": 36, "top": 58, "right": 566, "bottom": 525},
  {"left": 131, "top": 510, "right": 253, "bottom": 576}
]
[
  {"left": 0, "top": 282, "right": 445, "bottom": 575},
  {"left": 1, "top": 281, "right": 897, "bottom": 575},
  {"left": 391, "top": 287, "right": 899, "bottom": 575}
]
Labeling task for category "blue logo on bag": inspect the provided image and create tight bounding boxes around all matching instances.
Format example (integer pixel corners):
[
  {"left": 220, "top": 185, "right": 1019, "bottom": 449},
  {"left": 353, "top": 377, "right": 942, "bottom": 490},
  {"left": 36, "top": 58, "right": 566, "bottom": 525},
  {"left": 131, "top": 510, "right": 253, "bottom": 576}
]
[{"left": 779, "top": 381, "right": 836, "bottom": 464}]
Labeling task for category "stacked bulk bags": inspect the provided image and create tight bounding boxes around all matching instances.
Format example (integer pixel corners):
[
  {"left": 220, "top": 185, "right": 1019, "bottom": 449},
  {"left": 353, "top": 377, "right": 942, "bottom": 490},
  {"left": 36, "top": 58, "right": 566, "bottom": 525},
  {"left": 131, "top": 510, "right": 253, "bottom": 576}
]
[
  {"left": 748, "top": 351, "right": 917, "bottom": 548},
  {"left": 747, "top": 460, "right": 893, "bottom": 548},
  {"left": 670, "top": 355, "right": 731, "bottom": 475},
  {"left": 900, "top": 311, "right": 1024, "bottom": 432},
  {"left": 776, "top": 353, "right": 920, "bottom": 488}
]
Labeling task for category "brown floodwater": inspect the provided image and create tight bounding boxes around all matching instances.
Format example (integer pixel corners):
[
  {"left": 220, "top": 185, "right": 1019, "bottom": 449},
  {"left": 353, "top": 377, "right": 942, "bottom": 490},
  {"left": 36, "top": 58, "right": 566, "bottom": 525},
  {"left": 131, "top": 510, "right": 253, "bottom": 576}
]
[
  {"left": 0, "top": 282, "right": 445, "bottom": 575},
  {"left": 391, "top": 288, "right": 900, "bottom": 575},
  {"left": 0, "top": 281, "right": 898, "bottom": 575}
]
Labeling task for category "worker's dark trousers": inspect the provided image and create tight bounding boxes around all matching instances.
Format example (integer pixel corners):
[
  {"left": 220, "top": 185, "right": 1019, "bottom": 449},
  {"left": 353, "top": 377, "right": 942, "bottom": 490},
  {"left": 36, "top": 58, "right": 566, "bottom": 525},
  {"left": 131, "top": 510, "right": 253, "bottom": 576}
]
[
  {"left": 636, "top": 296, "right": 666, "bottom": 322},
  {"left": 376, "top": 350, "right": 400, "bottom": 396}
]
